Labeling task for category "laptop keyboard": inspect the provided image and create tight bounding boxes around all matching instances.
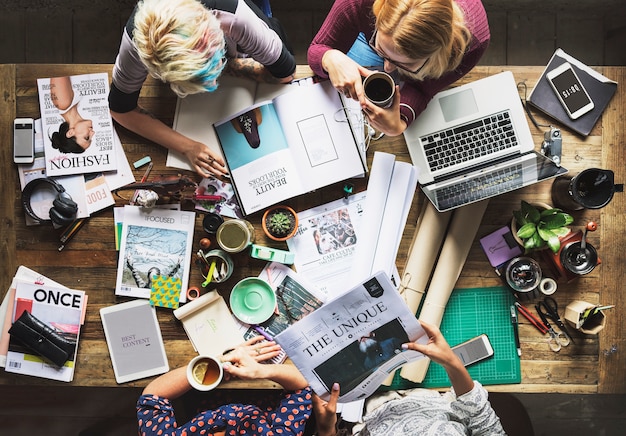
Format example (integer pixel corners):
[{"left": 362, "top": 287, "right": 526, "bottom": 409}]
[
  {"left": 421, "top": 110, "right": 518, "bottom": 172},
  {"left": 435, "top": 163, "right": 524, "bottom": 210}
]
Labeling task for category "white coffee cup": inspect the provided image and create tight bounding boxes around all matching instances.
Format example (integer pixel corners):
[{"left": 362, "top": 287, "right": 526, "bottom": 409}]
[
  {"left": 186, "top": 355, "right": 223, "bottom": 391},
  {"left": 362, "top": 71, "right": 396, "bottom": 108}
]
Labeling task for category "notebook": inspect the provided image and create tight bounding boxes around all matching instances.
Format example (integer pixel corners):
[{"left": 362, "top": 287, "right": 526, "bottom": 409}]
[{"left": 404, "top": 71, "right": 567, "bottom": 212}]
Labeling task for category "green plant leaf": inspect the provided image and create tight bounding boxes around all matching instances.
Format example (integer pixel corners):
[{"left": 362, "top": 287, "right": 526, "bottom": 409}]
[
  {"left": 552, "top": 227, "right": 571, "bottom": 237},
  {"left": 546, "top": 234, "right": 562, "bottom": 253},
  {"left": 521, "top": 200, "right": 540, "bottom": 223},
  {"left": 537, "top": 226, "right": 556, "bottom": 242},
  {"left": 542, "top": 212, "right": 574, "bottom": 229},
  {"left": 517, "top": 222, "right": 537, "bottom": 239},
  {"left": 513, "top": 210, "right": 527, "bottom": 226},
  {"left": 531, "top": 231, "right": 544, "bottom": 248}
]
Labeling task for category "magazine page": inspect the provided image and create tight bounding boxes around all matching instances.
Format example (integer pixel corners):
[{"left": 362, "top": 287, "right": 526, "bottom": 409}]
[
  {"left": 37, "top": 72, "right": 117, "bottom": 176},
  {"left": 169, "top": 76, "right": 295, "bottom": 171},
  {"left": 116, "top": 205, "right": 195, "bottom": 301},
  {"left": 272, "top": 80, "right": 367, "bottom": 192},
  {"left": 286, "top": 192, "right": 367, "bottom": 298},
  {"left": 214, "top": 101, "right": 303, "bottom": 215},
  {"left": 5, "top": 280, "right": 86, "bottom": 382},
  {"left": 233, "top": 263, "right": 327, "bottom": 364},
  {"left": 275, "top": 271, "right": 428, "bottom": 403}
]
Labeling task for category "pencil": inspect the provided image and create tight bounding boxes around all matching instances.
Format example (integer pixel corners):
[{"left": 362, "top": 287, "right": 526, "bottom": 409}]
[{"left": 58, "top": 218, "right": 88, "bottom": 251}]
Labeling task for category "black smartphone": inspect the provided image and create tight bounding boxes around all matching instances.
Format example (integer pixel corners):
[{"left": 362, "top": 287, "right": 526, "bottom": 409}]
[{"left": 546, "top": 62, "right": 594, "bottom": 119}]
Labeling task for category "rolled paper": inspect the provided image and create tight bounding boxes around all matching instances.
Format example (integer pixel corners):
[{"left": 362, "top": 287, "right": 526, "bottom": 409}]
[
  {"left": 399, "top": 201, "right": 452, "bottom": 313},
  {"left": 400, "top": 199, "right": 490, "bottom": 383}
]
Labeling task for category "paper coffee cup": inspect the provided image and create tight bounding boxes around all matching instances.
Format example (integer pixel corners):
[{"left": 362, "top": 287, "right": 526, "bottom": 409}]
[
  {"left": 187, "top": 355, "right": 223, "bottom": 391},
  {"left": 363, "top": 72, "right": 395, "bottom": 108}
]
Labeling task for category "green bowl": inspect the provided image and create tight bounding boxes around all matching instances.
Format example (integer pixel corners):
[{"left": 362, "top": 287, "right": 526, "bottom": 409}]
[{"left": 229, "top": 277, "right": 276, "bottom": 325}]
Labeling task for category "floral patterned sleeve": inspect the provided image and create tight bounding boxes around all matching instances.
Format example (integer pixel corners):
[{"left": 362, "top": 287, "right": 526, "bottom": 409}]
[{"left": 137, "top": 387, "right": 312, "bottom": 436}]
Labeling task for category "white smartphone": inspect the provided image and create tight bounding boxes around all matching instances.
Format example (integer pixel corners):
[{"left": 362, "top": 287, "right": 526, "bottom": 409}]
[
  {"left": 546, "top": 62, "right": 594, "bottom": 119},
  {"left": 13, "top": 117, "right": 35, "bottom": 164},
  {"left": 452, "top": 334, "right": 494, "bottom": 367}
]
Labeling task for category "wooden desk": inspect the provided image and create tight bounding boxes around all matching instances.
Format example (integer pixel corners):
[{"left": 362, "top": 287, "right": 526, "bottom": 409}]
[{"left": 1, "top": 64, "right": 624, "bottom": 393}]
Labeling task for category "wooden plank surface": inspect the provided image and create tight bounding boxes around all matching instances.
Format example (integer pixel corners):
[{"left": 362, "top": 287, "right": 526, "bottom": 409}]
[{"left": 0, "top": 64, "right": 623, "bottom": 394}]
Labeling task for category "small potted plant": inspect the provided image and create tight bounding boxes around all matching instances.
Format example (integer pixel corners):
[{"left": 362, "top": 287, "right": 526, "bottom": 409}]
[
  {"left": 262, "top": 205, "right": 299, "bottom": 241},
  {"left": 512, "top": 200, "right": 574, "bottom": 253}
]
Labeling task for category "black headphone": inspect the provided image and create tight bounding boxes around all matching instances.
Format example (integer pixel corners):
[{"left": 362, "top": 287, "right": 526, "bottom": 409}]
[{"left": 21, "top": 177, "right": 78, "bottom": 226}]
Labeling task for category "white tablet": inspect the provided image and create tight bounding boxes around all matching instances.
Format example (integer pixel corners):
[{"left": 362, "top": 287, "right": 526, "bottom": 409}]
[{"left": 100, "top": 299, "right": 169, "bottom": 384}]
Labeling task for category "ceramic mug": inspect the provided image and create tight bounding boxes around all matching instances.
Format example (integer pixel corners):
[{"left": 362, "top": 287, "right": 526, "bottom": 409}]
[
  {"left": 362, "top": 71, "right": 395, "bottom": 108},
  {"left": 187, "top": 355, "right": 223, "bottom": 391}
]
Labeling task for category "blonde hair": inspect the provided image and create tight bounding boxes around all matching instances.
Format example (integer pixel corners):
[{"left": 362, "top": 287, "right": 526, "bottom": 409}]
[
  {"left": 133, "top": 0, "right": 226, "bottom": 97},
  {"left": 372, "top": 0, "right": 471, "bottom": 80}
]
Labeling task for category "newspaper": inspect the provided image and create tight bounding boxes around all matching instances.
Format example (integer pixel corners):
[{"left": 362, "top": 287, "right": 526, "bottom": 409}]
[{"left": 275, "top": 271, "right": 428, "bottom": 403}]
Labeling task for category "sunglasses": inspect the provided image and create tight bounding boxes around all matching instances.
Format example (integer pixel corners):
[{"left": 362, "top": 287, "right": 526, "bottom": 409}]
[{"left": 368, "top": 30, "right": 428, "bottom": 74}]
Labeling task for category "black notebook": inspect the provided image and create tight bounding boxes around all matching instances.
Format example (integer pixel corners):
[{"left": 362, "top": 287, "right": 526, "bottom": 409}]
[{"left": 528, "top": 48, "right": 617, "bottom": 136}]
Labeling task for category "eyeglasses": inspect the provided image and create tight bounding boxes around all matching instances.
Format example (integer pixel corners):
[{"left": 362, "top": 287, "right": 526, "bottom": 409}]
[{"left": 368, "top": 30, "right": 428, "bottom": 74}]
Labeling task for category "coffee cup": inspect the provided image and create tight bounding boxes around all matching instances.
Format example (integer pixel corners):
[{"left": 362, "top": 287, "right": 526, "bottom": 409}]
[
  {"left": 362, "top": 71, "right": 395, "bottom": 108},
  {"left": 186, "top": 355, "right": 223, "bottom": 391}
]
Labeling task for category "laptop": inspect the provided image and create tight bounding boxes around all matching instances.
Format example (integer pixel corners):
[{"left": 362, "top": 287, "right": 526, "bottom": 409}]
[{"left": 404, "top": 71, "right": 567, "bottom": 212}]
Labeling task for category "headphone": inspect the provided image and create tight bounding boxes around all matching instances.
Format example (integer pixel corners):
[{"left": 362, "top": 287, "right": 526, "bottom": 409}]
[{"left": 21, "top": 177, "right": 78, "bottom": 226}]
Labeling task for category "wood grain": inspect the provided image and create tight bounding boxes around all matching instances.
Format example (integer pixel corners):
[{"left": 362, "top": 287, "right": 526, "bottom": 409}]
[{"left": 1, "top": 64, "right": 623, "bottom": 394}]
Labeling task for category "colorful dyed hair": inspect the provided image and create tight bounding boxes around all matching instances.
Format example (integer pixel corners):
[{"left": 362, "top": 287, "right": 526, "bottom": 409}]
[
  {"left": 133, "top": 0, "right": 227, "bottom": 97},
  {"left": 372, "top": 0, "right": 471, "bottom": 80}
]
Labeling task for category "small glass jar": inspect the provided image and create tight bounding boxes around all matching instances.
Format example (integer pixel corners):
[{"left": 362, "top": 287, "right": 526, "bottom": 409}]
[{"left": 216, "top": 219, "right": 255, "bottom": 253}]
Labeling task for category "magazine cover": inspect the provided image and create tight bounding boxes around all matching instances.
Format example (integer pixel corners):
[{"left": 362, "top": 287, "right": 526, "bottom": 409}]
[
  {"left": 37, "top": 72, "right": 118, "bottom": 176},
  {"left": 275, "top": 271, "right": 428, "bottom": 403},
  {"left": 116, "top": 205, "right": 195, "bottom": 302},
  {"left": 286, "top": 192, "right": 366, "bottom": 298},
  {"left": 5, "top": 280, "right": 86, "bottom": 382}
]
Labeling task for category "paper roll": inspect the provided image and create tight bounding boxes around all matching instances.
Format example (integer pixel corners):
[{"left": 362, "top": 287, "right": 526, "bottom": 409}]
[
  {"left": 539, "top": 277, "right": 558, "bottom": 295},
  {"left": 399, "top": 201, "right": 452, "bottom": 313},
  {"left": 400, "top": 199, "right": 489, "bottom": 383}
]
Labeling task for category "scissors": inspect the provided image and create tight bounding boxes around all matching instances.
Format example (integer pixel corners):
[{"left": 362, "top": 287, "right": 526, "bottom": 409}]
[{"left": 535, "top": 297, "right": 572, "bottom": 352}]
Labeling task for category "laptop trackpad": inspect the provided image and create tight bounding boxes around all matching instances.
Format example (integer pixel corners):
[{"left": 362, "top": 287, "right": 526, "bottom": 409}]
[{"left": 439, "top": 88, "right": 479, "bottom": 122}]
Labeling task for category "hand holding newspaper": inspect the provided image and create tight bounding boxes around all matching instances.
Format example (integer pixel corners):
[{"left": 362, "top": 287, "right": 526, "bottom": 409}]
[{"left": 275, "top": 271, "right": 428, "bottom": 403}]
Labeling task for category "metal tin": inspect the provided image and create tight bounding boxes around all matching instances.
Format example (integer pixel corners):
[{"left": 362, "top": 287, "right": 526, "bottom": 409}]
[
  {"left": 505, "top": 257, "right": 542, "bottom": 292},
  {"left": 560, "top": 241, "right": 598, "bottom": 275},
  {"left": 216, "top": 219, "right": 255, "bottom": 253}
]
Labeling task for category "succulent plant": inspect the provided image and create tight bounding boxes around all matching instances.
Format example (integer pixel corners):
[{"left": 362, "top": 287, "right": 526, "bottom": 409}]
[
  {"left": 513, "top": 200, "right": 574, "bottom": 253},
  {"left": 267, "top": 211, "right": 293, "bottom": 236}
]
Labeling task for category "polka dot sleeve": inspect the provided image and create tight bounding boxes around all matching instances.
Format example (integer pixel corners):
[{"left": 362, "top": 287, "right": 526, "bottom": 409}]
[{"left": 137, "top": 387, "right": 312, "bottom": 436}]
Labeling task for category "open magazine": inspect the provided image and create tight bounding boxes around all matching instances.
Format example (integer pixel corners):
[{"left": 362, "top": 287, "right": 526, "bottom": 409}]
[
  {"left": 213, "top": 80, "right": 366, "bottom": 215},
  {"left": 275, "top": 271, "right": 428, "bottom": 403}
]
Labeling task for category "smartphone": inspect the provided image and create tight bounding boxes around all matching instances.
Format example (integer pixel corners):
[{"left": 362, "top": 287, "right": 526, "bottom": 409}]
[
  {"left": 13, "top": 117, "right": 35, "bottom": 164},
  {"left": 452, "top": 334, "right": 494, "bottom": 367},
  {"left": 546, "top": 62, "right": 594, "bottom": 119}
]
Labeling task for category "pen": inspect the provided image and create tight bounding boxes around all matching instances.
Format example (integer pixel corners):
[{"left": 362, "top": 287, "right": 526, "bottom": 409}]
[
  {"left": 194, "top": 194, "right": 224, "bottom": 201},
  {"left": 253, "top": 325, "right": 274, "bottom": 342},
  {"left": 510, "top": 305, "right": 521, "bottom": 357}
]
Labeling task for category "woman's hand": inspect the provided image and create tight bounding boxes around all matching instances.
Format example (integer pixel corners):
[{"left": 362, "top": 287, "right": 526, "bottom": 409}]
[
  {"left": 220, "top": 336, "right": 282, "bottom": 381},
  {"left": 403, "top": 321, "right": 474, "bottom": 395},
  {"left": 184, "top": 140, "right": 228, "bottom": 178},
  {"left": 322, "top": 49, "right": 371, "bottom": 104},
  {"left": 312, "top": 383, "right": 340, "bottom": 436},
  {"left": 361, "top": 85, "right": 407, "bottom": 136}
]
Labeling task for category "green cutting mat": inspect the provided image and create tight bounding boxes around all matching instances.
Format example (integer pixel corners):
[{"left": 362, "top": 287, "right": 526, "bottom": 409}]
[{"left": 385, "top": 286, "right": 521, "bottom": 389}]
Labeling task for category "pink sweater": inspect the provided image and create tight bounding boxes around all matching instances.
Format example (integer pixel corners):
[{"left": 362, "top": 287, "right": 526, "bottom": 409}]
[{"left": 308, "top": 0, "right": 490, "bottom": 126}]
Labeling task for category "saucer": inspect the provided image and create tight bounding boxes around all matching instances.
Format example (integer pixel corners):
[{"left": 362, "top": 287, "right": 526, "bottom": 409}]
[{"left": 229, "top": 278, "right": 276, "bottom": 325}]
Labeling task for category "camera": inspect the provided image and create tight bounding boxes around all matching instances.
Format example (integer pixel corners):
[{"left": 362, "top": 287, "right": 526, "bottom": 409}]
[{"left": 541, "top": 126, "right": 562, "bottom": 166}]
